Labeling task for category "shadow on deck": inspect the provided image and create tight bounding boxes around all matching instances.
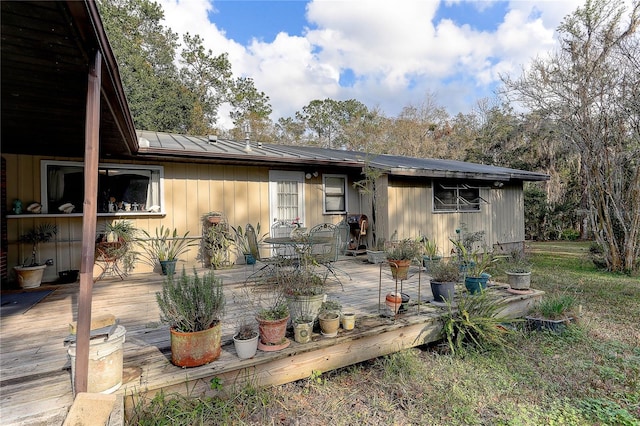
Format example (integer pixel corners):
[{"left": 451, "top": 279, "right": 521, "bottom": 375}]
[{"left": 0, "top": 257, "right": 543, "bottom": 425}]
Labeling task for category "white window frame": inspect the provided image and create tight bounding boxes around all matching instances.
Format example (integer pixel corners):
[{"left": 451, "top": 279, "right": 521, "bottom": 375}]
[
  {"left": 433, "top": 181, "right": 483, "bottom": 213},
  {"left": 40, "top": 160, "right": 165, "bottom": 215},
  {"left": 322, "top": 174, "right": 348, "bottom": 214}
]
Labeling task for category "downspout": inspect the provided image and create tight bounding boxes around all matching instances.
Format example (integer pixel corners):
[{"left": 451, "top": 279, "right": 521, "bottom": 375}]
[{"left": 74, "top": 50, "right": 102, "bottom": 394}]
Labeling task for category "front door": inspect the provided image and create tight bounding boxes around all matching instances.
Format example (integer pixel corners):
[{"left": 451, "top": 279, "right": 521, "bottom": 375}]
[{"left": 269, "top": 170, "right": 305, "bottom": 226}]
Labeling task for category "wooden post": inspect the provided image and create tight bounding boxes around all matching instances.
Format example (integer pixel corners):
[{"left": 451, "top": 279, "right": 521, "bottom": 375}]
[{"left": 74, "top": 51, "right": 102, "bottom": 394}]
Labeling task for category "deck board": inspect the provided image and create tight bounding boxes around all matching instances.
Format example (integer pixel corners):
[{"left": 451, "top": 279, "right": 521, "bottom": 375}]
[{"left": 0, "top": 257, "right": 542, "bottom": 425}]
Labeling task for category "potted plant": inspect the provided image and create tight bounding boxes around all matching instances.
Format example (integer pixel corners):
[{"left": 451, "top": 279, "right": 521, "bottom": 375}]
[
  {"left": 156, "top": 268, "right": 225, "bottom": 367},
  {"left": 232, "top": 223, "right": 267, "bottom": 265},
  {"left": 95, "top": 220, "right": 139, "bottom": 275},
  {"left": 256, "top": 302, "right": 290, "bottom": 351},
  {"left": 429, "top": 259, "right": 460, "bottom": 303},
  {"left": 366, "top": 237, "right": 387, "bottom": 264},
  {"left": 204, "top": 221, "right": 235, "bottom": 269},
  {"left": 385, "top": 238, "right": 421, "bottom": 280},
  {"left": 526, "top": 294, "right": 577, "bottom": 333},
  {"left": 232, "top": 318, "right": 259, "bottom": 359},
  {"left": 421, "top": 238, "right": 442, "bottom": 272},
  {"left": 139, "top": 226, "right": 197, "bottom": 275},
  {"left": 14, "top": 223, "right": 57, "bottom": 288},
  {"left": 203, "top": 211, "right": 224, "bottom": 225},
  {"left": 318, "top": 299, "right": 342, "bottom": 337},
  {"left": 451, "top": 239, "right": 497, "bottom": 294},
  {"left": 502, "top": 250, "right": 533, "bottom": 291}
]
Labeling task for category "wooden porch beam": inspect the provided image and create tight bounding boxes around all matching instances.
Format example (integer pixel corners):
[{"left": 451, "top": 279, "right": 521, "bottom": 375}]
[{"left": 74, "top": 50, "right": 102, "bottom": 394}]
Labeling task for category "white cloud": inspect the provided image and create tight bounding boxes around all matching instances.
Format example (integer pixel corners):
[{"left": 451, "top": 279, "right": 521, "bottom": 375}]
[{"left": 156, "top": 0, "right": 587, "bottom": 129}]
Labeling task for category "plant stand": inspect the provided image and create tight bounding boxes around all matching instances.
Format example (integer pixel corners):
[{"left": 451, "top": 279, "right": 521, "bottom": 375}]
[{"left": 378, "top": 261, "right": 422, "bottom": 318}]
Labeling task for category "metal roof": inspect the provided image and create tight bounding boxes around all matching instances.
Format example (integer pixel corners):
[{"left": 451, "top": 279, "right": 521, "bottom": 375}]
[{"left": 137, "top": 131, "right": 549, "bottom": 182}]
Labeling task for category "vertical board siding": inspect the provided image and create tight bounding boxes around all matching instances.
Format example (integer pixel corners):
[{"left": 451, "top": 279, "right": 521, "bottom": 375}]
[
  {"left": 4, "top": 154, "right": 526, "bottom": 282},
  {"left": 388, "top": 179, "right": 525, "bottom": 257}
]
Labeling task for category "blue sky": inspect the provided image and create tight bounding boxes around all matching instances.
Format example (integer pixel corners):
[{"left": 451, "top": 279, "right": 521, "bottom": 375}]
[{"left": 158, "top": 0, "right": 585, "bottom": 129}]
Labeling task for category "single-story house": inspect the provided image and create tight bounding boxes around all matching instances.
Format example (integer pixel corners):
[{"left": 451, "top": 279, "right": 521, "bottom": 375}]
[{"left": 1, "top": 1, "right": 549, "bottom": 284}]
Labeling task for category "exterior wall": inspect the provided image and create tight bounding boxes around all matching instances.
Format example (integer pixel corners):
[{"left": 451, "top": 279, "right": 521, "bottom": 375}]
[
  {"left": 387, "top": 177, "right": 524, "bottom": 257},
  {"left": 3, "top": 154, "right": 360, "bottom": 281}
]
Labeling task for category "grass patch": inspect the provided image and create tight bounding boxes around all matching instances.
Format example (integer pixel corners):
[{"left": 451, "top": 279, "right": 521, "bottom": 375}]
[{"left": 127, "top": 241, "right": 640, "bottom": 425}]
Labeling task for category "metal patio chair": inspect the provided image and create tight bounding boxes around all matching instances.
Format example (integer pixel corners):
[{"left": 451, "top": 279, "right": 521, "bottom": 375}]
[{"left": 308, "top": 223, "right": 351, "bottom": 290}]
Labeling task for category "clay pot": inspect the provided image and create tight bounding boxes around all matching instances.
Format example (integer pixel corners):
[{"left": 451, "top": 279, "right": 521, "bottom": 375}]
[
  {"left": 385, "top": 292, "right": 403, "bottom": 314},
  {"left": 169, "top": 322, "right": 222, "bottom": 367}
]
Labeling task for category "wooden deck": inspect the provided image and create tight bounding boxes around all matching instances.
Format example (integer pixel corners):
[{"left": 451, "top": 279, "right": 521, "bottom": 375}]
[{"left": 0, "top": 256, "right": 543, "bottom": 425}]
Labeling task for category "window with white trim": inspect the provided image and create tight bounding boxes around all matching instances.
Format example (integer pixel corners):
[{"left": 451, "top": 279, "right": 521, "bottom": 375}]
[
  {"left": 433, "top": 182, "right": 481, "bottom": 212},
  {"left": 323, "top": 174, "right": 347, "bottom": 214},
  {"left": 41, "top": 160, "right": 164, "bottom": 214}
]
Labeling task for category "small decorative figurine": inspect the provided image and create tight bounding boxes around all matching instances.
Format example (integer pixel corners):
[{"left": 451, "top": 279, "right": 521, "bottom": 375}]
[{"left": 12, "top": 199, "right": 22, "bottom": 215}]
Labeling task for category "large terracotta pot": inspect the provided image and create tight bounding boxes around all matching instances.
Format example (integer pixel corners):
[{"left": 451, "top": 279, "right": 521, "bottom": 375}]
[
  {"left": 169, "top": 322, "right": 222, "bottom": 367},
  {"left": 388, "top": 259, "right": 411, "bottom": 280}
]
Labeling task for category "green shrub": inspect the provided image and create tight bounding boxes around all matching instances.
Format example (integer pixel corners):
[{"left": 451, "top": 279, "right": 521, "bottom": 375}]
[{"left": 442, "top": 290, "right": 516, "bottom": 356}]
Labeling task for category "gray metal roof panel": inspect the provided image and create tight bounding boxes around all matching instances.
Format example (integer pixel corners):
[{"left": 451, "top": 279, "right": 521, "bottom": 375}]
[{"left": 135, "top": 131, "right": 549, "bottom": 181}]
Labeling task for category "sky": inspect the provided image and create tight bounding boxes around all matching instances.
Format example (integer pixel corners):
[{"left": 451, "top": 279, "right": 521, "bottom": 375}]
[{"left": 156, "top": 0, "right": 586, "bottom": 129}]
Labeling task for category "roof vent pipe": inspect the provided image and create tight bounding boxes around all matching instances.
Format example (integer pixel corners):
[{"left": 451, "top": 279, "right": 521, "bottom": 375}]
[
  {"left": 208, "top": 135, "right": 217, "bottom": 144},
  {"left": 243, "top": 122, "right": 252, "bottom": 152}
]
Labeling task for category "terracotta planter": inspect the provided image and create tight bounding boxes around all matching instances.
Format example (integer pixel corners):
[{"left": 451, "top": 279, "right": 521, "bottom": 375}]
[
  {"left": 233, "top": 332, "right": 259, "bottom": 359},
  {"left": 256, "top": 314, "right": 290, "bottom": 346},
  {"left": 14, "top": 264, "right": 47, "bottom": 289},
  {"left": 169, "top": 322, "right": 222, "bottom": 367},
  {"left": 385, "top": 292, "right": 403, "bottom": 314},
  {"left": 388, "top": 259, "right": 410, "bottom": 280},
  {"left": 208, "top": 215, "right": 222, "bottom": 224},
  {"left": 507, "top": 271, "right": 531, "bottom": 290},
  {"left": 318, "top": 312, "right": 340, "bottom": 337}
]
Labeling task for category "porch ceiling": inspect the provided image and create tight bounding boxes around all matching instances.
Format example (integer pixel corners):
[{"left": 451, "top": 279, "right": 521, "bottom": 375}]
[{"left": 1, "top": 1, "right": 137, "bottom": 159}]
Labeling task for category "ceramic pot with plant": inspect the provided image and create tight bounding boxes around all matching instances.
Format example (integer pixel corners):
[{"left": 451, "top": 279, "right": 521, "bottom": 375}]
[
  {"left": 256, "top": 302, "right": 290, "bottom": 351},
  {"left": 14, "top": 223, "right": 57, "bottom": 288},
  {"left": 366, "top": 238, "right": 387, "bottom": 264},
  {"left": 156, "top": 268, "right": 225, "bottom": 367},
  {"left": 233, "top": 320, "right": 259, "bottom": 359},
  {"left": 502, "top": 251, "right": 533, "bottom": 290},
  {"left": 281, "top": 266, "right": 326, "bottom": 324},
  {"left": 421, "top": 238, "right": 442, "bottom": 272},
  {"left": 139, "top": 226, "right": 197, "bottom": 275},
  {"left": 293, "top": 315, "right": 314, "bottom": 344},
  {"left": 386, "top": 239, "right": 421, "bottom": 280},
  {"left": 318, "top": 299, "right": 341, "bottom": 336},
  {"left": 232, "top": 223, "right": 266, "bottom": 265},
  {"left": 429, "top": 259, "right": 460, "bottom": 303},
  {"left": 451, "top": 239, "right": 497, "bottom": 294}
]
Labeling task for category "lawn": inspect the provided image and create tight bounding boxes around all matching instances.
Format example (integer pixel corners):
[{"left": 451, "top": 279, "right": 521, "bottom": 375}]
[{"left": 128, "top": 241, "right": 640, "bottom": 425}]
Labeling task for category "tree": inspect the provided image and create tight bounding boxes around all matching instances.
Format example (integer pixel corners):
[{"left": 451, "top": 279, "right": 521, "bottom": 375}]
[
  {"left": 502, "top": 0, "right": 640, "bottom": 272},
  {"left": 98, "top": 0, "right": 194, "bottom": 132},
  {"left": 228, "top": 77, "right": 273, "bottom": 141},
  {"left": 295, "top": 99, "right": 369, "bottom": 148},
  {"left": 179, "top": 33, "right": 234, "bottom": 133}
]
